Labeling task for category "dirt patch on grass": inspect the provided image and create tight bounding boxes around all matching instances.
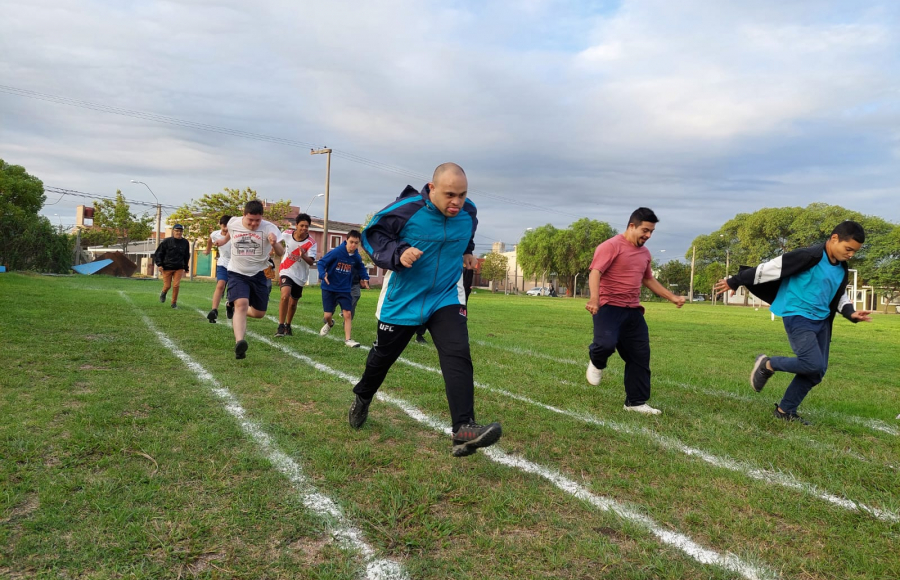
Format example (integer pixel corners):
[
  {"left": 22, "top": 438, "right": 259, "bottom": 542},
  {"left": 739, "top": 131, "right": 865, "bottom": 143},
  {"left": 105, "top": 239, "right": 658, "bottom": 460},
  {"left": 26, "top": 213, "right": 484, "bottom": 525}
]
[
  {"left": 287, "top": 536, "right": 333, "bottom": 565},
  {"left": 72, "top": 382, "right": 94, "bottom": 394},
  {"left": 79, "top": 364, "right": 110, "bottom": 370},
  {"left": 184, "top": 551, "right": 227, "bottom": 576},
  {"left": 1, "top": 493, "right": 39, "bottom": 524},
  {"left": 123, "top": 404, "right": 151, "bottom": 419}
]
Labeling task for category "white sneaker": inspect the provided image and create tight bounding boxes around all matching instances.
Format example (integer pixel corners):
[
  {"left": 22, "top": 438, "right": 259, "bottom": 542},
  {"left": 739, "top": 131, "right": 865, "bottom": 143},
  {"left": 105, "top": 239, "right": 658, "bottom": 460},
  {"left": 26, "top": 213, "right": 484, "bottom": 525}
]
[
  {"left": 586, "top": 362, "right": 602, "bottom": 385},
  {"left": 319, "top": 321, "right": 334, "bottom": 336},
  {"left": 345, "top": 339, "right": 360, "bottom": 348},
  {"left": 623, "top": 404, "right": 661, "bottom": 415}
]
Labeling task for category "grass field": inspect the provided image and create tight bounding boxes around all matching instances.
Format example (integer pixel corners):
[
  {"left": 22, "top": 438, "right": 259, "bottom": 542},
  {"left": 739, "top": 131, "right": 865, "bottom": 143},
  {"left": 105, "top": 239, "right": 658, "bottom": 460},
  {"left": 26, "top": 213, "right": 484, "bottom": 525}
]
[{"left": 2, "top": 272, "right": 898, "bottom": 580}]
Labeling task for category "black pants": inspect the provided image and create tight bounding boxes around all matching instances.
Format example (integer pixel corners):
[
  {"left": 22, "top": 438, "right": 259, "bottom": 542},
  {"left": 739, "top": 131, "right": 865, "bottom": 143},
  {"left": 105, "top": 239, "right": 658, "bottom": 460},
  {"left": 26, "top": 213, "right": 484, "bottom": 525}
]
[
  {"left": 588, "top": 305, "right": 652, "bottom": 406},
  {"left": 353, "top": 304, "right": 475, "bottom": 430}
]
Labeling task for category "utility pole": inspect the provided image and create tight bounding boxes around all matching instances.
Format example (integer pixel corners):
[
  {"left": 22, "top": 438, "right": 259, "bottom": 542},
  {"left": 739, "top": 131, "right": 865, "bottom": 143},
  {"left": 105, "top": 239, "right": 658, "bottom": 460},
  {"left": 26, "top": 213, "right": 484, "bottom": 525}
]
[
  {"left": 689, "top": 245, "right": 695, "bottom": 302},
  {"left": 131, "top": 180, "right": 161, "bottom": 278},
  {"left": 310, "top": 148, "right": 332, "bottom": 252}
]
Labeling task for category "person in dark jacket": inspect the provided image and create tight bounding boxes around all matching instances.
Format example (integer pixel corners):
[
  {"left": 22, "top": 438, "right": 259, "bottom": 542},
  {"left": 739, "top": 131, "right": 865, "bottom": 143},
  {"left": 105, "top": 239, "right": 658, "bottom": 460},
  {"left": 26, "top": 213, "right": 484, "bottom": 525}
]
[
  {"left": 317, "top": 231, "right": 369, "bottom": 347},
  {"left": 347, "top": 162, "right": 502, "bottom": 459},
  {"left": 154, "top": 224, "right": 191, "bottom": 308},
  {"left": 714, "top": 221, "right": 873, "bottom": 424}
]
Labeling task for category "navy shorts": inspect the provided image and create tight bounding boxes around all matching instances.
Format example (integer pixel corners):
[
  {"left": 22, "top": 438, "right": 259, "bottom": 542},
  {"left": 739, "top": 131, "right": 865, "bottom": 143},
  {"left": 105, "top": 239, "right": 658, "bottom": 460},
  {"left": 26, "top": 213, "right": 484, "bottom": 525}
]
[
  {"left": 322, "top": 289, "right": 352, "bottom": 313},
  {"left": 228, "top": 270, "right": 270, "bottom": 312},
  {"left": 280, "top": 276, "right": 304, "bottom": 300},
  {"left": 215, "top": 265, "right": 229, "bottom": 283}
]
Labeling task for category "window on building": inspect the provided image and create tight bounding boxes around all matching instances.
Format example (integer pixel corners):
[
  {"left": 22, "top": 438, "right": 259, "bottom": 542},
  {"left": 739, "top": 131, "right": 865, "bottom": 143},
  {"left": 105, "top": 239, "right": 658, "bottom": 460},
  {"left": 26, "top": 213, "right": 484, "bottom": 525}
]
[
  {"left": 330, "top": 235, "right": 342, "bottom": 250},
  {"left": 367, "top": 265, "right": 378, "bottom": 277}
]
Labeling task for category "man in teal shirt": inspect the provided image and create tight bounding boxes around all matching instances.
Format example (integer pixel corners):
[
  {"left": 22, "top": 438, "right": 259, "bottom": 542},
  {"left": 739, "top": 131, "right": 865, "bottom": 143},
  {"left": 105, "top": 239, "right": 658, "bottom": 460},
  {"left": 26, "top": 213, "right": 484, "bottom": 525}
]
[{"left": 714, "top": 221, "right": 873, "bottom": 424}]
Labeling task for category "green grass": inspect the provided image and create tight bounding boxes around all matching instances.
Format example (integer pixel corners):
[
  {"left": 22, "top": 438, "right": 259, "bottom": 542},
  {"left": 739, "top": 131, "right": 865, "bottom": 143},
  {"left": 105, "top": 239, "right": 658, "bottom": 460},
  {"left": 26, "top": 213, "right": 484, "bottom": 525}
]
[{"left": 1, "top": 273, "right": 898, "bottom": 579}]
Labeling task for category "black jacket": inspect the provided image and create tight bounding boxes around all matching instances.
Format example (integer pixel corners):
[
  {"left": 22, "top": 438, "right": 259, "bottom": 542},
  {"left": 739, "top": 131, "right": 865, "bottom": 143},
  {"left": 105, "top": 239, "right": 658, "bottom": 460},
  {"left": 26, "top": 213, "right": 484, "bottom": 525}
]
[
  {"left": 725, "top": 243, "right": 856, "bottom": 326},
  {"left": 154, "top": 237, "right": 190, "bottom": 271}
]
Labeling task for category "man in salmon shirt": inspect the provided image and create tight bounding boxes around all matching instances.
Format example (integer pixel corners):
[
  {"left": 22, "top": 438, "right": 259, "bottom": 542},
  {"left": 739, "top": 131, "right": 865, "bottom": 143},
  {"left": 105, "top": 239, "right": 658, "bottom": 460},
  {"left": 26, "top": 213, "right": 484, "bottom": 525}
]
[{"left": 585, "top": 207, "right": 685, "bottom": 415}]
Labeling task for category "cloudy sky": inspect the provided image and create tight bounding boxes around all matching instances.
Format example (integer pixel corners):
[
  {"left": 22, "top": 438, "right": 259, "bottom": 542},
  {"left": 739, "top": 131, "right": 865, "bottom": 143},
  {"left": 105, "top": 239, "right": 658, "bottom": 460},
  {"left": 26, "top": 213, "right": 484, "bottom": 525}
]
[{"left": 2, "top": 0, "right": 899, "bottom": 260}]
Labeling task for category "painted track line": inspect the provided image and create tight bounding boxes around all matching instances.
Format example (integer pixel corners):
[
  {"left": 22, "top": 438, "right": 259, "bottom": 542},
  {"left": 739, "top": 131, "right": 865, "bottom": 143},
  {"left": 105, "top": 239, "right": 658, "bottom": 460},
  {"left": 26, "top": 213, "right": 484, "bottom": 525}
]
[
  {"left": 286, "top": 319, "right": 899, "bottom": 522},
  {"left": 122, "top": 294, "right": 408, "bottom": 580},
  {"left": 198, "top": 311, "right": 777, "bottom": 580}
]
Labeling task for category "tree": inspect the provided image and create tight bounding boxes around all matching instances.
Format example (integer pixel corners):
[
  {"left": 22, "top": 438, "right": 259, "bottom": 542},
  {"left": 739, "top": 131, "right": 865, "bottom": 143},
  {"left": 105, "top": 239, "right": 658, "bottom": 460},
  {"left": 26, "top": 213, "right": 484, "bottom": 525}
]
[
  {"left": 168, "top": 187, "right": 292, "bottom": 246},
  {"left": 657, "top": 260, "right": 691, "bottom": 295},
  {"left": 92, "top": 190, "right": 153, "bottom": 253},
  {"left": 480, "top": 252, "right": 508, "bottom": 292},
  {"left": 0, "top": 159, "right": 72, "bottom": 273},
  {"left": 866, "top": 225, "right": 900, "bottom": 313},
  {"left": 518, "top": 219, "right": 617, "bottom": 296}
]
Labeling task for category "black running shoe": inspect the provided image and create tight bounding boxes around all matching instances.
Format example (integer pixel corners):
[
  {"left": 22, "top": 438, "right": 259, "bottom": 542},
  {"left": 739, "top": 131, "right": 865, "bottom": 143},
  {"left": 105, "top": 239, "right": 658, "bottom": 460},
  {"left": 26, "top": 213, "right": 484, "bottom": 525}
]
[
  {"left": 159, "top": 291, "right": 166, "bottom": 303},
  {"left": 171, "top": 302, "right": 177, "bottom": 309},
  {"left": 451, "top": 422, "right": 502, "bottom": 457},
  {"left": 275, "top": 323, "right": 286, "bottom": 338},
  {"left": 235, "top": 339, "right": 248, "bottom": 360},
  {"left": 207, "top": 309, "right": 218, "bottom": 324},
  {"left": 773, "top": 403, "right": 810, "bottom": 425},
  {"left": 226, "top": 301, "right": 234, "bottom": 320},
  {"left": 284, "top": 324, "right": 293, "bottom": 336},
  {"left": 750, "top": 354, "right": 774, "bottom": 392},
  {"left": 348, "top": 395, "right": 371, "bottom": 429},
  {"left": 415, "top": 334, "right": 428, "bottom": 345}
]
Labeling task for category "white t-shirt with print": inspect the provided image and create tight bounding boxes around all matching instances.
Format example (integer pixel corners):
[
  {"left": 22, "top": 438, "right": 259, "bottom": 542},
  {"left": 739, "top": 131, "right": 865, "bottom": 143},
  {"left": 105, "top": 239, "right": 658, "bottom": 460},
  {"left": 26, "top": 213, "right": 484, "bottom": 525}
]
[
  {"left": 226, "top": 216, "right": 282, "bottom": 276},
  {"left": 210, "top": 230, "right": 231, "bottom": 269},
  {"left": 279, "top": 230, "right": 317, "bottom": 285}
]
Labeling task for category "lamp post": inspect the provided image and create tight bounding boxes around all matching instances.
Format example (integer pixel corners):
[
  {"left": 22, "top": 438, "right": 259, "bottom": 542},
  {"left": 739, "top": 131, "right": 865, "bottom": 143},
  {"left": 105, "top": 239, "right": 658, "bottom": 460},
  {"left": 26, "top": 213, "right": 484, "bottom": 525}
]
[
  {"left": 310, "top": 148, "right": 332, "bottom": 251},
  {"left": 131, "top": 180, "right": 161, "bottom": 278},
  {"left": 305, "top": 193, "right": 325, "bottom": 213}
]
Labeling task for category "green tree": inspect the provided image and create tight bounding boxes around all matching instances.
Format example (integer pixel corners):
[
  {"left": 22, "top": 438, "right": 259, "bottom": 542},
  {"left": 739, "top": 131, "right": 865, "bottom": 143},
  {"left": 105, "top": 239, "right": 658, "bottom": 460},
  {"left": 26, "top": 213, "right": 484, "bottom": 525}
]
[
  {"left": 169, "top": 187, "right": 292, "bottom": 246},
  {"left": 866, "top": 225, "right": 900, "bottom": 313},
  {"left": 518, "top": 219, "right": 617, "bottom": 296},
  {"left": 92, "top": 190, "right": 153, "bottom": 254},
  {"left": 480, "top": 252, "right": 508, "bottom": 292},
  {"left": 0, "top": 159, "right": 72, "bottom": 273},
  {"left": 657, "top": 260, "right": 691, "bottom": 295}
]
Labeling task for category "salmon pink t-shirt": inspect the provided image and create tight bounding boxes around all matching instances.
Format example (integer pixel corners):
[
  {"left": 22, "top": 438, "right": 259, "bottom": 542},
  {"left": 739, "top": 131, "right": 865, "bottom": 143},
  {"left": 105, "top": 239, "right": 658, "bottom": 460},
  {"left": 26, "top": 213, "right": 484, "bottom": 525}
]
[{"left": 589, "top": 234, "right": 653, "bottom": 308}]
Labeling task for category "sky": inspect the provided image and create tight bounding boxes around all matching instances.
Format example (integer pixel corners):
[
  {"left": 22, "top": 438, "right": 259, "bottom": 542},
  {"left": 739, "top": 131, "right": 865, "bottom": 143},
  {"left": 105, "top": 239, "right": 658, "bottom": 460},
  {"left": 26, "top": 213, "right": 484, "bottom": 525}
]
[{"left": 2, "top": 0, "right": 899, "bottom": 261}]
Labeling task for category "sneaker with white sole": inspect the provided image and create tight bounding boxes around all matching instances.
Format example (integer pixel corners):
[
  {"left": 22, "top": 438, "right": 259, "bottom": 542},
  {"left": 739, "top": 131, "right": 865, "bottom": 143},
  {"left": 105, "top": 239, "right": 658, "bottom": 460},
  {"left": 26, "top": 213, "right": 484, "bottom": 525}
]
[
  {"left": 623, "top": 403, "right": 661, "bottom": 415},
  {"left": 750, "top": 354, "right": 774, "bottom": 392},
  {"left": 586, "top": 361, "right": 602, "bottom": 385},
  {"left": 319, "top": 320, "right": 334, "bottom": 336},
  {"left": 275, "top": 323, "right": 286, "bottom": 338},
  {"left": 345, "top": 339, "right": 360, "bottom": 348}
]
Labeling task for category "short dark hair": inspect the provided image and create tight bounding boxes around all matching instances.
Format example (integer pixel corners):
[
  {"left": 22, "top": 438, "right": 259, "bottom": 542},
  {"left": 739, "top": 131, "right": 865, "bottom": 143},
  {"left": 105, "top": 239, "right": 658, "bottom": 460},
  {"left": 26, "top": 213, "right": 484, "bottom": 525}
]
[
  {"left": 347, "top": 229, "right": 361, "bottom": 240},
  {"left": 628, "top": 207, "right": 659, "bottom": 228},
  {"left": 219, "top": 215, "right": 232, "bottom": 226},
  {"left": 295, "top": 213, "right": 311, "bottom": 226},
  {"left": 831, "top": 220, "right": 865, "bottom": 244},
  {"left": 244, "top": 200, "right": 264, "bottom": 215}
]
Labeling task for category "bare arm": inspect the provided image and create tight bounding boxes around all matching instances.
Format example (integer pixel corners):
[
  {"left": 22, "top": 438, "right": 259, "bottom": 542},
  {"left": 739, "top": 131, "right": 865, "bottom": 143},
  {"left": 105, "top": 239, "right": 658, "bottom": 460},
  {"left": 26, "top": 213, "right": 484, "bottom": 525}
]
[
  {"left": 643, "top": 276, "right": 686, "bottom": 308},
  {"left": 585, "top": 269, "right": 601, "bottom": 314}
]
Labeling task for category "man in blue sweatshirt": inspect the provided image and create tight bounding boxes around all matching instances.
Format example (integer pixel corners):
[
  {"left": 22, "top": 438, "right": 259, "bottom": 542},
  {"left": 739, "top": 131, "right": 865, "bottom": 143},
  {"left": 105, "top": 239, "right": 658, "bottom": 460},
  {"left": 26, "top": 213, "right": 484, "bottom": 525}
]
[
  {"left": 317, "top": 230, "right": 369, "bottom": 347},
  {"left": 347, "top": 162, "right": 502, "bottom": 458}
]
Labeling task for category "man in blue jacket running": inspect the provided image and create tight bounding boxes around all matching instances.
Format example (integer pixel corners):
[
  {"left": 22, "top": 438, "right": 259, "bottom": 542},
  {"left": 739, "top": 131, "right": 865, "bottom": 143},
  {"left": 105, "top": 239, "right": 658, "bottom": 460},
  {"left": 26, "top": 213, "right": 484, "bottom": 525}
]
[
  {"left": 348, "top": 163, "right": 502, "bottom": 458},
  {"left": 317, "top": 230, "right": 369, "bottom": 348}
]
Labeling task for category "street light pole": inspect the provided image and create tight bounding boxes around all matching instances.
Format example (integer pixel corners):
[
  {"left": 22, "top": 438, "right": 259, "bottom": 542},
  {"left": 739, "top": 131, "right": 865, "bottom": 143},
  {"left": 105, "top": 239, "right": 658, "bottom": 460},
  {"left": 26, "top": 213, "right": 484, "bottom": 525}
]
[
  {"left": 310, "top": 148, "right": 332, "bottom": 251},
  {"left": 132, "top": 180, "right": 161, "bottom": 278},
  {"left": 305, "top": 193, "right": 325, "bottom": 213}
]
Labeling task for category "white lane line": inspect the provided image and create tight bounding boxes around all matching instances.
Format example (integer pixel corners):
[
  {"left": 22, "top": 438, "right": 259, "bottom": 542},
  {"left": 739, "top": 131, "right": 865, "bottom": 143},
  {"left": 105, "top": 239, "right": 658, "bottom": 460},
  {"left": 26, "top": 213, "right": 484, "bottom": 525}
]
[
  {"left": 286, "top": 320, "right": 899, "bottom": 522},
  {"left": 465, "top": 333, "right": 897, "bottom": 437},
  {"left": 207, "top": 313, "right": 777, "bottom": 580},
  {"left": 123, "top": 294, "right": 408, "bottom": 580}
]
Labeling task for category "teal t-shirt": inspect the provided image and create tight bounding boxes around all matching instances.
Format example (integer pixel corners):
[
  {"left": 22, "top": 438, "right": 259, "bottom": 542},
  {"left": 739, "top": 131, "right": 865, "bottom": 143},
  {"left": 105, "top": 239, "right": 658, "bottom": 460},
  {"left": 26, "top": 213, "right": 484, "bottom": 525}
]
[{"left": 770, "top": 250, "right": 845, "bottom": 320}]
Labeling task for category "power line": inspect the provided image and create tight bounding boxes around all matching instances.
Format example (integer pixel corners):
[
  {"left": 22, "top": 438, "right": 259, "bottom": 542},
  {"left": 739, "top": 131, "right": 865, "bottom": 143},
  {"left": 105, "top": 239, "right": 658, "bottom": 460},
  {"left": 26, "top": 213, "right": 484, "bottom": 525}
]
[
  {"left": 44, "top": 186, "right": 180, "bottom": 210},
  {"left": 2, "top": 84, "right": 584, "bottom": 220}
]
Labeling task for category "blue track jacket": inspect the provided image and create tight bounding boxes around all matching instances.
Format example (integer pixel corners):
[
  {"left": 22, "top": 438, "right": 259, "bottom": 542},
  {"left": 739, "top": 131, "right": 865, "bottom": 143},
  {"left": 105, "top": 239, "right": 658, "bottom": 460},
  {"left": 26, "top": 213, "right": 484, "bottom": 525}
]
[
  {"left": 363, "top": 184, "right": 477, "bottom": 325},
  {"left": 317, "top": 242, "right": 368, "bottom": 294}
]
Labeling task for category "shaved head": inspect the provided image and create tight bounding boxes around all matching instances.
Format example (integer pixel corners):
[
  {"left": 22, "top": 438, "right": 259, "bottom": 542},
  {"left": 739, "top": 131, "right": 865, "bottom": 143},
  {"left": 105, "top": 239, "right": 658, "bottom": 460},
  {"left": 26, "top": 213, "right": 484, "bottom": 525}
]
[
  {"left": 428, "top": 162, "right": 468, "bottom": 218},
  {"left": 432, "top": 162, "right": 466, "bottom": 184}
]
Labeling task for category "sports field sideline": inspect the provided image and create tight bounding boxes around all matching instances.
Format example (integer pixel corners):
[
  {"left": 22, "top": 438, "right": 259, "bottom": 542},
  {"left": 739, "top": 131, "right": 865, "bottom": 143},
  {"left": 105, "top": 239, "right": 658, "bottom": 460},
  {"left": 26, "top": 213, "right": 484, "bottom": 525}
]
[{"left": 2, "top": 273, "right": 898, "bottom": 579}]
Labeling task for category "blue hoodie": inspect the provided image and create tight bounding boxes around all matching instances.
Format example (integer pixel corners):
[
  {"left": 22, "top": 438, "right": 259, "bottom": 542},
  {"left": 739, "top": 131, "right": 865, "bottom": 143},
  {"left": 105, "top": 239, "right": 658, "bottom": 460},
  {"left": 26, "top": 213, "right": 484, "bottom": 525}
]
[
  {"left": 317, "top": 241, "right": 368, "bottom": 293},
  {"left": 362, "top": 184, "right": 477, "bottom": 325}
]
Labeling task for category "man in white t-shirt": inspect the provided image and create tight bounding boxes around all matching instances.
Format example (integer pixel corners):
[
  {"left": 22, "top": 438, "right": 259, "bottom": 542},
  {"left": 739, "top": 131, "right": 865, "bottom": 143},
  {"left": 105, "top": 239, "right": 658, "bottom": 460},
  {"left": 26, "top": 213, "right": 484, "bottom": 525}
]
[
  {"left": 275, "top": 213, "right": 317, "bottom": 338},
  {"left": 205, "top": 215, "right": 232, "bottom": 323},
  {"left": 211, "top": 200, "right": 284, "bottom": 359}
]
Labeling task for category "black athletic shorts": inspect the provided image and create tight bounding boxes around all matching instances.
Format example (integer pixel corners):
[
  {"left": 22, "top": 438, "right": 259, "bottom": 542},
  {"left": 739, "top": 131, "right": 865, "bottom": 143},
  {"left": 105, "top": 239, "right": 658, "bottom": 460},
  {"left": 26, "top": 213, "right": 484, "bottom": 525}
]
[
  {"left": 280, "top": 276, "right": 304, "bottom": 300},
  {"left": 227, "top": 270, "right": 270, "bottom": 312}
]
